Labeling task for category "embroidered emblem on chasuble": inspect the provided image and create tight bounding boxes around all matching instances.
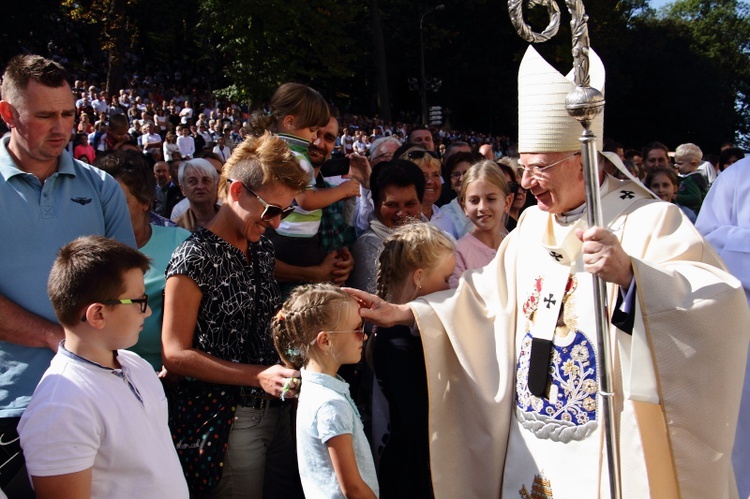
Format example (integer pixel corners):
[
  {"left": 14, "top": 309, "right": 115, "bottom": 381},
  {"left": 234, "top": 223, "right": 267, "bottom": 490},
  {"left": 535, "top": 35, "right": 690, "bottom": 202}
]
[{"left": 516, "top": 275, "right": 599, "bottom": 442}]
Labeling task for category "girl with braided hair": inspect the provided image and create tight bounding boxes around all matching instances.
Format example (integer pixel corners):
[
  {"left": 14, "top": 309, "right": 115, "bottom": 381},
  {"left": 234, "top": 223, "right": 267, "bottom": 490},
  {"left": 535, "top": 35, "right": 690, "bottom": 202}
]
[
  {"left": 272, "top": 284, "right": 378, "bottom": 499},
  {"left": 370, "top": 222, "right": 455, "bottom": 498}
]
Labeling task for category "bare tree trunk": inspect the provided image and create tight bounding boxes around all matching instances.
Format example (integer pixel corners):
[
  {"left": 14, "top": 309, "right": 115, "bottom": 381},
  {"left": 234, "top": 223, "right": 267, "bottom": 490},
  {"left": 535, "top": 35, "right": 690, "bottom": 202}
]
[
  {"left": 105, "top": 0, "right": 127, "bottom": 97},
  {"left": 369, "top": 0, "right": 391, "bottom": 122}
]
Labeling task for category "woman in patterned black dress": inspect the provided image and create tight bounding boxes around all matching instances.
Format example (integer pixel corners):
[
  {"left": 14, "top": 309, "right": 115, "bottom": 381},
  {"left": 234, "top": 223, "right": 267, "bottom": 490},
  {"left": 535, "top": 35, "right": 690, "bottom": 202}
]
[{"left": 162, "top": 132, "right": 309, "bottom": 499}]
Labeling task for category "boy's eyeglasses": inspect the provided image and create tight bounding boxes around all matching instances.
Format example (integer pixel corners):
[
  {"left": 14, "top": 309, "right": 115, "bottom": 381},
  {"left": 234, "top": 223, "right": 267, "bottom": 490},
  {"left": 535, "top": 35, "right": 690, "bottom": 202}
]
[
  {"left": 227, "top": 178, "right": 295, "bottom": 221},
  {"left": 100, "top": 295, "right": 149, "bottom": 313},
  {"left": 405, "top": 150, "right": 439, "bottom": 161},
  {"left": 82, "top": 294, "right": 149, "bottom": 322}
]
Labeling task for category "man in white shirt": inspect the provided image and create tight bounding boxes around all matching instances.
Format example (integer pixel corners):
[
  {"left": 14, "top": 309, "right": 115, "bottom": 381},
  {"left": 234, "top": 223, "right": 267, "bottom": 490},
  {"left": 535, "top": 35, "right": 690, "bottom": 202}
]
[
  {"left": 179, "top": 101, "right": 194, "bottom": 125},
  {"left": 353, "top": 133, "right": 367, "bottom": 155},
  {"left": 197, "top": 123, "right": 213, "bottom": 149},
  {"left": 141, "top": 123, "right": 162, "bottom": 154},
  {"left": 212, "top": 136, "right": 231, "bottom": 163},
  {"left": 92, "top": 91, "right": 108, "bottom": 115}
]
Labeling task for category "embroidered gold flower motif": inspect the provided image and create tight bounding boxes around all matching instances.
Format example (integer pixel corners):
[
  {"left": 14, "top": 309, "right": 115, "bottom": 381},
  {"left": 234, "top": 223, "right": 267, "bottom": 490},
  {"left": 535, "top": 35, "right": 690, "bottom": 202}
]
[
  {"left": 571, "top": 344, "right": 588, "bottom": 362},
  {"left": 582, "top": 379, "right": 597, "bottom": 394},
  {"left": 583, "top": 397, "right": 596, "bottom": 411},
  {"left": 562, "top": 359, "right": 579, "bottom": 377}
]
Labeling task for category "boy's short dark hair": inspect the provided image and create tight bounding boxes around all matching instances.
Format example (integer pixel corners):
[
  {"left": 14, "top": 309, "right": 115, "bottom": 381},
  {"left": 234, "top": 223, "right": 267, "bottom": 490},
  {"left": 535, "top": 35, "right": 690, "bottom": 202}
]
[
  {"left": 48, "top": 236, "right": 150, "bottom": 327},
  {"left": 108, "top": 113, "right": 129, "bottom": 133}
]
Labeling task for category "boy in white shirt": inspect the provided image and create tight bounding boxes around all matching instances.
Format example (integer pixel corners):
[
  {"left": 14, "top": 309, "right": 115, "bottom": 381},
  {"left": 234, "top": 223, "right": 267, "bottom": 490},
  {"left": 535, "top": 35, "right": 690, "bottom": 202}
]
[
  {"left": 18, "top": 236, "right": 188, "bottom": 499},
  {"left": 176, "top": 125, "right": 195, "bottom": 159}
]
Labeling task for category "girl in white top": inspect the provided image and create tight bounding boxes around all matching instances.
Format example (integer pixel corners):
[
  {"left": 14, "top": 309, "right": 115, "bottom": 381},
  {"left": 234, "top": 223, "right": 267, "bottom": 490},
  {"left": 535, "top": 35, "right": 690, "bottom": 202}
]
[
  {"left": 450, "top": 160, "right": 512, "bottom": 288},
  {"left": 272, "top": 284, "right": 379, "bottom": 499},
  {"left": 162, "top": 131, "right": 180, "bottom": 161}
]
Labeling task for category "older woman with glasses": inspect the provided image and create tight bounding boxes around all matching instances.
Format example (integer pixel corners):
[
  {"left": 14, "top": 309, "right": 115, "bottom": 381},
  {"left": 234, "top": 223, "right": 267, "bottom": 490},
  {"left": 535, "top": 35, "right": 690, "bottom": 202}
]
[
  {"left": 173, "top": 158, "right": 221, "bottom": 231},
  {"left": 395, "top": 143, "right": 444, "bottom": 224},
  {"left": 162, "top": 132, "right": 308, "bottom": 498}
]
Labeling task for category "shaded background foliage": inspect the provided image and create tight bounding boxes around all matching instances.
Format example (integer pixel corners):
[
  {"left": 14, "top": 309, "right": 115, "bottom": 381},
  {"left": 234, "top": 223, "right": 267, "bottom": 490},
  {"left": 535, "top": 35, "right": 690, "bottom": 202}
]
[{"left": 2, "top": 0, "right": 749, "bottom": 151}]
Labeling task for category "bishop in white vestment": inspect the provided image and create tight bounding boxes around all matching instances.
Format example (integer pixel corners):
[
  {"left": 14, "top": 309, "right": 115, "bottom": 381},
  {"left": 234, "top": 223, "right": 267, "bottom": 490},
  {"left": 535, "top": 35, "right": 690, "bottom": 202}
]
[{"left": 349, "top": 46, "right": 749, "bottom": 499}]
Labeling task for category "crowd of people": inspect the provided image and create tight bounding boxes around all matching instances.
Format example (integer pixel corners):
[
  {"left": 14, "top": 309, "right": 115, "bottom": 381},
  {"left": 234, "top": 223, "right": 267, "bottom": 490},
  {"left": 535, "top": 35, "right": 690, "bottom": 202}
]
[{"left": 0, "top": 50, "right": 749, "bottom": 499}]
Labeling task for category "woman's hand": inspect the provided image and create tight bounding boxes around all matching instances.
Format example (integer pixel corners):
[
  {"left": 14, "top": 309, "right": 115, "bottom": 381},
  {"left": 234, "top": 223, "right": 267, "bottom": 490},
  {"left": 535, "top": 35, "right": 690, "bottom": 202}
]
[
  {"left": 157, "top": 366, "right": 182, "bottom": 390},
  {"left": 257, "top": 364, "right": 302, "bottom": 399},
  {"left": 342, "top": 287, "right": 415, "bottom": 328},
  {"left": 332, "top": 248, "right": 354, "bottom": 285}
]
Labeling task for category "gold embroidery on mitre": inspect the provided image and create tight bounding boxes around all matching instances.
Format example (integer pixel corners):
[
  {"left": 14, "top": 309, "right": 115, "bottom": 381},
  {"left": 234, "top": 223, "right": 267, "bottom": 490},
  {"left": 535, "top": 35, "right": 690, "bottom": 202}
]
[{"left": 519, "top": 471, "right": 554, "bottom": 499}]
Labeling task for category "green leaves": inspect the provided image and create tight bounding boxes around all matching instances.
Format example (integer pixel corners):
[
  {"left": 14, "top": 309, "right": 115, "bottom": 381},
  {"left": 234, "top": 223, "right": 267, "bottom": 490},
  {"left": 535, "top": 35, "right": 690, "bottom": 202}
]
[{"left": 199, "top": 0, "right": 358, "bottom": 103}]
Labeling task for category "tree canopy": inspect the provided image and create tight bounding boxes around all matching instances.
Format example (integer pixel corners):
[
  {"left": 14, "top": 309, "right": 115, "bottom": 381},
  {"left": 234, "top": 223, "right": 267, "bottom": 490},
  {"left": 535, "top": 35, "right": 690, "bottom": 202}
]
[{"left": 2, "top": 0, "right": 749, "bottom": 151}]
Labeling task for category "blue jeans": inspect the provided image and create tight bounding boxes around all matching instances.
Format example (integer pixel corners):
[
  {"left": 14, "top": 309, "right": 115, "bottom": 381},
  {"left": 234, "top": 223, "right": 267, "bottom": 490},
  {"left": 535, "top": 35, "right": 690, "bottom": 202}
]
[{"left": 209, "top": 404, "right": 302, "bottom": 499}]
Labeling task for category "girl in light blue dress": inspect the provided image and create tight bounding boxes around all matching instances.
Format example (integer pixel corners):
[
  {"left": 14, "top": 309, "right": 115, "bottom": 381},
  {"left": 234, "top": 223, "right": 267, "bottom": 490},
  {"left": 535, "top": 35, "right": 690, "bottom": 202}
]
[{"left": 272, "top": 284, "right": 379, "bottom": 498}]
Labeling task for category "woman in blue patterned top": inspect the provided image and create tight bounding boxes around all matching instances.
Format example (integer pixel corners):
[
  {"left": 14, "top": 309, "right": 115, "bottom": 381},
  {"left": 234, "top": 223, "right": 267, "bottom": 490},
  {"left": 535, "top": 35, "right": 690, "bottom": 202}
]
[{"left": 162, "top": 132, "right": 309, "bottom": 498}]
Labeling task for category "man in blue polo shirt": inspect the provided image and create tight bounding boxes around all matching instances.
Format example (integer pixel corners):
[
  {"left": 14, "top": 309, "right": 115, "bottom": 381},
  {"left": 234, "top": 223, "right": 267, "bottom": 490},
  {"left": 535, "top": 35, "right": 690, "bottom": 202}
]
[{"left": 0, "top": 54, "right": 134, "bottom": 496}]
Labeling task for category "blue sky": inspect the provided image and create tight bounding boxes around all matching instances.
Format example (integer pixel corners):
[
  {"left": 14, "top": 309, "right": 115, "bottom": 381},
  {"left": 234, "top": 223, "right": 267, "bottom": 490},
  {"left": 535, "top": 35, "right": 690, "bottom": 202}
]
[{"left": 649, "top": 0, "right": 674, "bottom": 9}]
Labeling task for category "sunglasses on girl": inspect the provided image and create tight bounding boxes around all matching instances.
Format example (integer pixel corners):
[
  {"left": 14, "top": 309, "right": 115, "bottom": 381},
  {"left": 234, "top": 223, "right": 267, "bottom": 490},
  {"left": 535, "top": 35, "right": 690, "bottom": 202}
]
[
  {"left": 309, "top": 322, "right": 367, "bottom": 344},
  {"left": 228, "top": 178, "right": 296, "bottom": 221}
]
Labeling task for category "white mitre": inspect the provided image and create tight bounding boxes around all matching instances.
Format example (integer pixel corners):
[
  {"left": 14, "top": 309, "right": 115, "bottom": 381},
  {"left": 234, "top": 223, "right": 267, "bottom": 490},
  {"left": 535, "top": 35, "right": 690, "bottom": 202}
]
[{"left": 518, "top": 46, "right": 605, "bottom": 153}]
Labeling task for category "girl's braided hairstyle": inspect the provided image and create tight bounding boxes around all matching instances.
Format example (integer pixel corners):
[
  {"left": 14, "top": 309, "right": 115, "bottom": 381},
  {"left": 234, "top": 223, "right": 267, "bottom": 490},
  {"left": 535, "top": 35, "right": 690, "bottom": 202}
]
[
  {"left": 375, "top": 222, "right": 456, "bottom": 304},
  {"left": 272, "top": 283, "right": 356, "bottom": 370}
]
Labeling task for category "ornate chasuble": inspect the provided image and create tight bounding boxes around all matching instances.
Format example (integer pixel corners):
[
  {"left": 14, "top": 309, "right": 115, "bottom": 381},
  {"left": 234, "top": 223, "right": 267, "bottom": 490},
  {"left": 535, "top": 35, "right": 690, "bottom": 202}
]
[
  {"left": 504, "top": 178, "right": 634, "bottom": 498},
  {"left": 412, "top": 175, "right": 749, "bottom": 499}
]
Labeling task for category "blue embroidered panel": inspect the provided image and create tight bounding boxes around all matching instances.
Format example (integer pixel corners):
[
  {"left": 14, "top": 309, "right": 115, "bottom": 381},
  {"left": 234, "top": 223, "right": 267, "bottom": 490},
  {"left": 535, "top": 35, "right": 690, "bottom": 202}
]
[{"left": 515, "top": 330, "right": 598, "bottom": 442}]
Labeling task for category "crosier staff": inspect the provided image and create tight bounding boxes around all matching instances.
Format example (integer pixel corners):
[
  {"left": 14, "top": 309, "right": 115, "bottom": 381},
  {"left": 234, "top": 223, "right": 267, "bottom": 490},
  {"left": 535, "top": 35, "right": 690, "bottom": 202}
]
[{"left": 507, "top": 1, "right": 621, "bottom": 497}]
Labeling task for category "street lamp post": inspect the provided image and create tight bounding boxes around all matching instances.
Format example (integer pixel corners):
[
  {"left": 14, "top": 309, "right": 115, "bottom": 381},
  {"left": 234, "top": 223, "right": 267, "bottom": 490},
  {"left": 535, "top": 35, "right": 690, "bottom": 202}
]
[{"left": 420, "top": 4, "right": 444, "bottom": 125}]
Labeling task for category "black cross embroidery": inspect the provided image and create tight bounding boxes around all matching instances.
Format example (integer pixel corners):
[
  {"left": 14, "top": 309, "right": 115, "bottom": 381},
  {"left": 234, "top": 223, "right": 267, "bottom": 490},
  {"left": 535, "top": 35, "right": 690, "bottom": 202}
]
[
  {"left": 544, "top": 293, "right": 557, "bottom": 309},
  {"left": 549, "top": 251, "right": 563, "bottom": 262},
  {"left": 620, "top": 190, "right": 634, "bottom": 199}
]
